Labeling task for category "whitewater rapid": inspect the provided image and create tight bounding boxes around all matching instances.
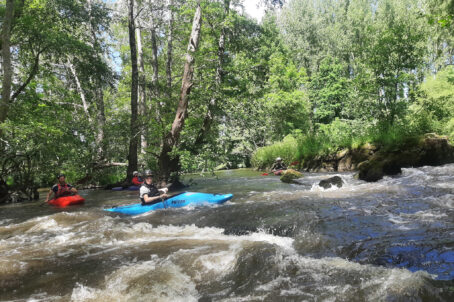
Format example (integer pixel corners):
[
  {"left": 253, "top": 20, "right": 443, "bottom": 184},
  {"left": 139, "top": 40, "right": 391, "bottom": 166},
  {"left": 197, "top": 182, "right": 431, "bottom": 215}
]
[{"left": 1, "top": 165, "right": 453, "bottom": 301}]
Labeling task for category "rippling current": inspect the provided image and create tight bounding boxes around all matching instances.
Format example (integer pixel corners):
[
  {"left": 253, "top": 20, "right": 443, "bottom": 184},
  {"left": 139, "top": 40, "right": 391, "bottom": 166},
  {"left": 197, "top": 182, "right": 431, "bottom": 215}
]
[{"left": 1, "top": 165, "right": 454, "bottom": 301}]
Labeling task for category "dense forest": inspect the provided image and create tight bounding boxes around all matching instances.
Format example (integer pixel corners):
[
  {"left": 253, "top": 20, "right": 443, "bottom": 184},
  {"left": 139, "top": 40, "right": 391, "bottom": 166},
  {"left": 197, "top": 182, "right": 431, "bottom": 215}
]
[{"left": 1, "top": 0, "right": 454, "bottom": 200}]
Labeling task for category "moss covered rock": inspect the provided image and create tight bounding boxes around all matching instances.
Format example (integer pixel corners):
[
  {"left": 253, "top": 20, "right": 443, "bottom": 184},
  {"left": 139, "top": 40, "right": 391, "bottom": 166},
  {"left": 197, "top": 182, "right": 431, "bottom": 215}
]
[
  {"left": 280, "top": 169, "right": 303, "bottom": 183},
  {"left": 358, "top": 134, "right": 454, "bottom": 182}
]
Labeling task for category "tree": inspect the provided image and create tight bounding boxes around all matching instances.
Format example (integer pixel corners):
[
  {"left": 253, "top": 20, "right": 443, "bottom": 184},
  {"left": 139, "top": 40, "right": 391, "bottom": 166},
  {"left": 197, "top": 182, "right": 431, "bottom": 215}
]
[
  {"left": 309, "top": 57, "right": 352, "bottom": 124},
  {"left": 0, "top": 0, "right": 15, "bottom": 126},
  {"left": 158, "top": 0, "right": 202, "bottom": 181},
  {"left": 126, "top": 0, "right": 140, "bottom": 180}
]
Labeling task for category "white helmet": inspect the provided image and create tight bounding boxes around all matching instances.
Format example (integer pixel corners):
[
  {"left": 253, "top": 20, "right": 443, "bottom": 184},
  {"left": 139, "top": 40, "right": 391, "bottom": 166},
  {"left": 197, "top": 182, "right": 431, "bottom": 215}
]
[
  {"left": 133, "top": 171, "right": 139, "bottom": 176},
  {"left": 276, "top": 157, "right": 282, "bottom": 161}
]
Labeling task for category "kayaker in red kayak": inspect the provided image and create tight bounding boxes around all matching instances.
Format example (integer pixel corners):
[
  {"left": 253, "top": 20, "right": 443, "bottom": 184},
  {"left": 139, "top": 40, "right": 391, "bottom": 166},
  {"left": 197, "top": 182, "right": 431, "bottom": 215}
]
[
  {"left": 44, "top": 174, "right": 78, "bottom": 203},
  {"left": 131, "top": 171, "right": 143, "bottom": 186},
  {"left": 270, "top": 157, "right": 287, "bottom": 174},
  {"left": 140, "top": 170, "right": 168, "bottom": 205}
]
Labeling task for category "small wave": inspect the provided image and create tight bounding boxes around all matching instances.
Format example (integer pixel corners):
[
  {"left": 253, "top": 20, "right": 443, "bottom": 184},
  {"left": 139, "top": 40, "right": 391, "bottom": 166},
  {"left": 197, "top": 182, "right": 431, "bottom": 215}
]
[{"left": 71, "top": 258, "right": 199, "bottom": 302}]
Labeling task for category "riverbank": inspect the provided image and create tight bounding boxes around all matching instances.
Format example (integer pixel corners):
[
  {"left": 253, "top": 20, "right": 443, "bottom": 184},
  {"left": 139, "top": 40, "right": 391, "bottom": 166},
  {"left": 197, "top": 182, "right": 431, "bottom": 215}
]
[
  {"left": 255, "top": 133, "right": 454, "bottom": 182},
  {"left": 301, "top": 133, "right": 454, "bottom": 181}
]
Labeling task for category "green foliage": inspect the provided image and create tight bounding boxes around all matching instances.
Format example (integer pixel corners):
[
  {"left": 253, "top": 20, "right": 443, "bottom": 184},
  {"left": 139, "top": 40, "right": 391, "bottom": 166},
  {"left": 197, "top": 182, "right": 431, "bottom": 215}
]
[
  {"left": 309, "top": 57, "right": 352, "bottom": 123},
  {"left": 263, "top": 52, "right": 310, "bottom": 138},
  {"left": 410, "top": 66, "right": 454, "bottom": 137},
  {"left": 251, "top": 135, "right": 299, "bottom": 169},
  {"left": 2, "top": 0, "right": 454, "bottom": 195}
]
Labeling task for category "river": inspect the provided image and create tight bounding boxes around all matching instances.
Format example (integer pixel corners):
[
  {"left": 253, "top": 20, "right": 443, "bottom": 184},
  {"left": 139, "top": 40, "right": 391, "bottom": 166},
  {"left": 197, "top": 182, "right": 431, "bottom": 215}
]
[{"left": 1, "top": 165, "right": 454, "bottom": 301}]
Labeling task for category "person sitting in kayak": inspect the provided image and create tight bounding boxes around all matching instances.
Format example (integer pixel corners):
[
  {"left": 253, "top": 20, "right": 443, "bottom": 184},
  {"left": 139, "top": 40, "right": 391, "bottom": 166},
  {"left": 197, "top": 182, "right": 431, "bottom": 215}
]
[
  {"left": 131, "top": 171, "right": 143, "bottom": 186},
  {"left": 270, "top": 157, "right": 287, "bottom": 172},
  {"left": 140, "top": 170, "right": 168, "bottom": 205},
  {"left": 44, "top": 173, "right": 77, "bottom": 203}
]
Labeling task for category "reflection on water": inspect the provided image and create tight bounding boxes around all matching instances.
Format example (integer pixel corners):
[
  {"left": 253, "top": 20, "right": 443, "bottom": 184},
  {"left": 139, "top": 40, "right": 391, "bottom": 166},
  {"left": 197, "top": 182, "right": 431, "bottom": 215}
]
[{"left": 1, "top": 166, "right": 454, "bottom": 301}]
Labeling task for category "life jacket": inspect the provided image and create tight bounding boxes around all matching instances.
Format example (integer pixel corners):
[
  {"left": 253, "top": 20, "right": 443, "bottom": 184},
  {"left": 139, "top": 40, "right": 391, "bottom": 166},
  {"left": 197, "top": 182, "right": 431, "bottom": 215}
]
[
  {"left": 132, "top": 176, "right": 143, "bottom": 186},
  {"left": 55, "top": 183, "right": 72, "bottom": 198},
  {"left": 140, "top": 183, "right": 159, "bottom": 204}
]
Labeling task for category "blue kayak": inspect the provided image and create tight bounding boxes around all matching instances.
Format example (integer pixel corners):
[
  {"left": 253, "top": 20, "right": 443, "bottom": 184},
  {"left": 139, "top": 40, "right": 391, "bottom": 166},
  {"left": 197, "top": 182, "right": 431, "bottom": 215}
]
[
  {"left": 111, "top": 185, "right": 141, "bottom": 191},
  {"left": 104, "top": 192, "right": 233, "bottom": 215}
]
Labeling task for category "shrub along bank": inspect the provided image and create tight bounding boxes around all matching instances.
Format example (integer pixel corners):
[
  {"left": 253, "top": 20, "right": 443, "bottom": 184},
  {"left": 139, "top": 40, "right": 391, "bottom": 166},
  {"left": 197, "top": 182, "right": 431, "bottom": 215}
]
[{"left": 252, "top": 121, "right": 454, "bottom": 182}]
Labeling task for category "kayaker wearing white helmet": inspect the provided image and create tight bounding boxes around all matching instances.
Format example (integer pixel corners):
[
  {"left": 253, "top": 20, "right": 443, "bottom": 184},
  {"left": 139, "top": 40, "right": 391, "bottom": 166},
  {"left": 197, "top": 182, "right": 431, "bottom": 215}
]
[
  {"left": 270, "top": 157, "right": 287, "bottom": 172},
  {"left": 131, "top": 171, "right": 143, "bottom": 186},
  {"left": 139, "top": 170, "right": 169, "bottom": 205}
]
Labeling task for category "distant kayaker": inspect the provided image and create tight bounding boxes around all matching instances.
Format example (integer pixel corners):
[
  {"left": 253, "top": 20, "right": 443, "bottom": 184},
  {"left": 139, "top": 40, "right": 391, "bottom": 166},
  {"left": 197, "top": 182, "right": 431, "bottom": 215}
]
[
  {"left": 140, "top": 170, "right": 169, "bottom": 205},
  {"left": 270, "top": 157, "right": 287, "bottom": 172},
  {"left": 131, "top": 171, "right": 143, "bottom": 186},
  {"left": 45, "top": 174, "right": 77, "bottom": 203}
]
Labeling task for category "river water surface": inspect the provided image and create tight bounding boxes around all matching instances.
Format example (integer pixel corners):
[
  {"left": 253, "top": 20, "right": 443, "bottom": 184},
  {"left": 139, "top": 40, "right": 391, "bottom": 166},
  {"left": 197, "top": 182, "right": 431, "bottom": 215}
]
[{"left": 1, "top": 165, "right": 454, "bottom": 301}]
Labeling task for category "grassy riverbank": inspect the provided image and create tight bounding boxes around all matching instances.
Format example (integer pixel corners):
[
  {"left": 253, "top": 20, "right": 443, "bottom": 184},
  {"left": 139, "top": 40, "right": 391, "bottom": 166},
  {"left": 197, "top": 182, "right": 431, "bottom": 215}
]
[{"left": 252, "top": 120, "right": 454, "bottom": 170}]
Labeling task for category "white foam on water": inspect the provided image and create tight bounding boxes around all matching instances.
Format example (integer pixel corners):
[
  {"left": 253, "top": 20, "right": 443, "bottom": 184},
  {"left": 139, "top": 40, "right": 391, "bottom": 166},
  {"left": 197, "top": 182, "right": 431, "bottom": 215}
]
[
  {"left": 255, "top": 253, "right": 436, "bottom": 301},
  {"left": 194, "top": 248, "right": 238, "bottom": 276},
  {"left": 0, "top": 218, "right": 14, "bottom": 226},
  {"left": 71, "top": 258, "right": 199, "bottom": 302},
  {"left": 423, "top": 194, "right": 454, "bottom": 209},
  {"left": 215, "top": 295, "right": 268, "bottom": 302},
  {"left": 402, "top": 210, "right": 448, "bottom": 221}
]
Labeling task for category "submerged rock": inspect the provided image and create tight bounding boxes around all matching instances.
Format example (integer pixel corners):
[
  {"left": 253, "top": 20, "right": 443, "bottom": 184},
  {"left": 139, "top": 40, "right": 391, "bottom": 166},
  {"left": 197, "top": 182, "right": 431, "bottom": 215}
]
[
  {"left": 280, "top": 169, "right": 303, "bottom": 183},
  {"left": 319, "top": 176, "right": 343, "bottom": 189}
]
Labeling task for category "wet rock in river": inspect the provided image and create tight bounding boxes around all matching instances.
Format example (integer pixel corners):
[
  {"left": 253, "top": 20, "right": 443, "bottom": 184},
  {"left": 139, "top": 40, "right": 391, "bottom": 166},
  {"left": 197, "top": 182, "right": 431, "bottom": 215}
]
[
  {"left": 319, "top": 176, "right": 344, "bottom": 189},
  {"left": 358, "top": 134, "right": 454, "bottom": 182},
  {"left": 280, "top": 169, "right": 303, "bottom": 183}
]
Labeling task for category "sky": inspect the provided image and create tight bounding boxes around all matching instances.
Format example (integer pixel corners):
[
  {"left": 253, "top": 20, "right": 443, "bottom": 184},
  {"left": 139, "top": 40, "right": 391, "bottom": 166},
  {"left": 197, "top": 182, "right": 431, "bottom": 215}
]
[{"left": 243, "top": 0, "right": 266, "bottom": 22}]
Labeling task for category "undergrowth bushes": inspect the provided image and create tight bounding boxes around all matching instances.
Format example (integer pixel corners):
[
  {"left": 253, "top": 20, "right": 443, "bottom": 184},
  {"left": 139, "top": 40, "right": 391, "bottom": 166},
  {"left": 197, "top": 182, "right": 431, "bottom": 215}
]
[
  {"left": 251, "top": 135, "right": 299, "bottom": 169},
  {"left": 251, "top": 118, "right": 432, "bottom": 169}
]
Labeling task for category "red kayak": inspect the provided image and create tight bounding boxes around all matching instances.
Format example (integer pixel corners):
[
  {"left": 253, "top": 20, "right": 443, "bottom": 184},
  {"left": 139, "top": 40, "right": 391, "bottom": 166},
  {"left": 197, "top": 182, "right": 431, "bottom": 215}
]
[{"left": 48, "top": 195, "right": 85, "bottom": 207}]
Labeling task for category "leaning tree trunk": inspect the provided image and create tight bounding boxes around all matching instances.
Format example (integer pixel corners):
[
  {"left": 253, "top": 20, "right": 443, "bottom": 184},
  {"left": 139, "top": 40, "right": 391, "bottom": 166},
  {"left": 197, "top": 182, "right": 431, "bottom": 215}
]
[
  {"left": 158, "top": 2, "right": 202, "bottom": 182},
  {"left": 68, "top": 60, "right": 93, "bottom": 123},
  {"left": 194, "top": 0, "right": 229, "bottom": 147},
  {"left": 126, "top": 0, "right": 139, "bottom": 180},
  {"left": 0, "top": 0, "right": 15, "bottom": 126}
]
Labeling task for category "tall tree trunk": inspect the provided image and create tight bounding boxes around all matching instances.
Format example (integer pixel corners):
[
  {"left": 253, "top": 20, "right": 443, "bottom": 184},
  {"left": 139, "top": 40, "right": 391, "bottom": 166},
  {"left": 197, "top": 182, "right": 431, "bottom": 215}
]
[
  {"left": 166, "top": 0, "right": 174, "bottom": 97},
  {"left": 136, "top": 21, "right": 148, "bottom": 154},
  {"left": 127, "top": 0, "right": 139, "bottom": 180},
  {"left": 88, "top": 0, "right": 106, "bottom": 161},
  {"left": 151, "top": 26, "right": 159, "bottom": 98},
  {"left": 194, "top": 0, "right": 229, "bottom": 147},
  {"left": 159, "top": 2, "right": 202, "bottom": 181},
  {"left": 94, "top": 87, "right": 106, "bottom": 159},
  {"left": 150, "top": 23, "right": 162, "bottom": 127},
  {"left": 0, "top": 0, "right": 15, "bottom": 125}
]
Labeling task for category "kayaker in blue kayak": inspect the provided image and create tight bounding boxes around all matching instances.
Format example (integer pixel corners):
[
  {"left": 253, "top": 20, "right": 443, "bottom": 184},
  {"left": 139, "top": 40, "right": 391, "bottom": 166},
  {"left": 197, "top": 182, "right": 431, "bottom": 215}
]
[{"left": 140, "top": 170, "right": 169, "bottom": 205}]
